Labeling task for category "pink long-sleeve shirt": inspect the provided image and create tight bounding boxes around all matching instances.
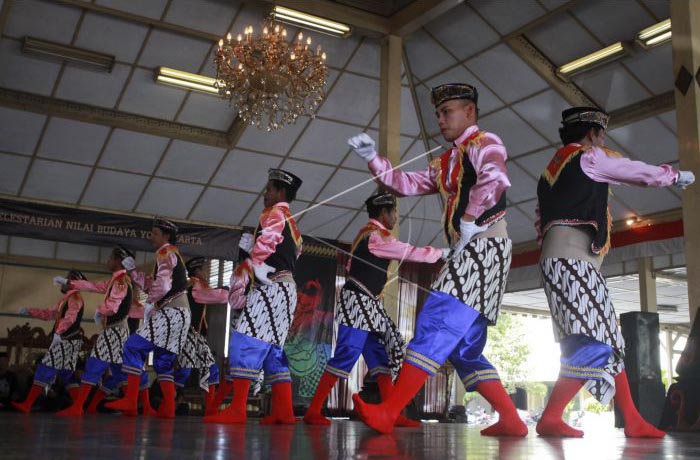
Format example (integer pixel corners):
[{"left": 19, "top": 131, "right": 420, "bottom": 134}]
[
  {"left": 191, "top": 277, "right": 229, "bottom": 304},
  {"left": 367, "top": 125, "right": 510, "bottom": 219},
  {"left": 131, "top": 244, "right": 178, "bottom": 304},
  {"left": 72, "top": 270, "right": 130, "bottom": 316},
  {"left": 247, "top": 202, "right": 297, "bottom": 266},
  {"left": 28, "top": 290, "right": 83, "bottom": 335},
  {"left": 535, "top": 144, "right": 680, "bottom": 245},
  {"left": 346, "top": 219, "right": 442, "bottom": 272}
]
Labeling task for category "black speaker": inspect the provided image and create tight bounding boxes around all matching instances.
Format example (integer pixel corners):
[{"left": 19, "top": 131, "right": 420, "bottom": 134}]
[
  {"left": 620, "top": 312, "right": 661, "bottom": 382},
  {"left": 615, "top": 380, "right": 666, "bottom": 427}
]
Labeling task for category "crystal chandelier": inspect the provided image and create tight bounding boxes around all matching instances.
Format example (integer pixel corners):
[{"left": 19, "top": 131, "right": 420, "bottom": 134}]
[{"left": 214, "top": 20, "right": 328, "bottom": 131}]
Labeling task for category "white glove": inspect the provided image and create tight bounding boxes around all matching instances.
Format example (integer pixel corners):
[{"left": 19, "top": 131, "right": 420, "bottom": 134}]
[
  {"left": 121, "top": 256, "right": 136, "bottom": 271},
  {"left": 94, "top": 311, "right": 103, "bottom": 326},
  {"left": 452, "top": 220, "right": 488, "bottom": 255},
  {"left": 238, "top": 233, "right": 254, "bottom": 253},
  {"left": 440, "top": 248, "right": 451, "bottom": 260},
  {"left": 347, "top": 133, "right": 377, "bottom": 162},
  {"left": 51, "top": 333, "right": 62, "bottom": 347},
  {"left": 53, "top": 276, "right": 68, "bottom": 287},
  {"left": 18, "top": 306, "right": 30, "bottom": 316},
  {"left": 143, "top": 302, "right": 155, "bottom": 319},
  {"left": 252, "top": 262, "right": 275, "bottom": 285},
  {"left": 675, "top": 170, "right": 695, "bottom": 189}
]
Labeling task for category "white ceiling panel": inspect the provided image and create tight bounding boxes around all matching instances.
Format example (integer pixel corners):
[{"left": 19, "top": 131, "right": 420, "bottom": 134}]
[
  {"left": 316, "top": 169, "right": 377, "bottom": 208},
  {"left": 5, "top": 0, "right": 81, "bottom": 43},
  {"left": 657, "top": 111, "right": 676, "bottom": 134},
  {"left": 402, "top": 218, "right": 442, "bottom": 247},
  {"left": 0, "top": 153, "right": 30, "bottom": 194},
  {"left": 516, "top": 198, "right": 538, "bottom": 218},
  {"left": 414, "top": 83, "right": 437, "bottom": 135},
  {"left": 400, "top": 86, "right": 421, "bottom": 136},
  {"left": 80, "top": 169, "right": 149, "bottom": 211},
  {"left": 304, "top": 31, "right": 361, "bottom": 69},
  {"left": 611, "top": 185, "right": 680, "bottom": 216},
  {"left": 297, "top": 205, "right": 356, "bottom": 240},
  {"left": 466, "top": 44, "right": 549, "bottom": 104},
  {"left": 417, "top": 220, "right": 442, "bottom": 246},
  {"left": 290, "top": 119, "right": 361, "bottom": 165},
  {"left": 416, "top": 193, "right": 443, "bottom": 222},
  {"left": 0, "top": 38, "right": 62, "bottom": 95},
  {"left": 426, "top": 64, "right": 505, "bottom": 117},
  {"left": 22, "top": 159, "right": 91, "bottom": 202},
  {"left": 165, "top": 0, "right": 239, "bottom": 36},
  {"left": 74, "top": 12, "right": 150, "bottom": 63},
  {"left": 470, "top": 0, "right": 546, "bottom": 35},
  {"left": 539, "top": 0, "right": 571, "bottom": 10},
  {"left": 609, "top": 197, "right": 633, "bottom": 221},
  {"left": 425, "top": 4, "right": 499, "bottom": 61},
  {"left": 239, "top": 196, "right": 309, "bottom": 228},
  {"left": 212, "top": 149, "right": 281, "bottom": 192},
  {"left": 55, "top": 63, "right": 131, "bottom": 109},
  {"left": 138, "top": 29, "right": 212, "bottom": 73},
  {"left": 0, "top": 107, "right": 46, "bottom": 155},
  {"left": 236, "top": 116, "right": 308, "bottom": 156},
  {"left": 277, "top": 159, "right": 335, "bottom": 202},
  {"left": 118, "top": 68, "right": 188, "bottom": 120},
  {"left": 135, "top": 178, "right": 203, "bottom": 218},
  {"left": 479, "top": 108, "right": 549, "bottom": 156},
  {"left": 511, "top": 90, "right": 569, "bottom": 144},
  {"left": 346, "top": 39, "right": 380, "bottom": 78},
  {"left": 525, "top": 14, "right": 600, "bottom": 67},
  {"left": 641, "top": 0, "right": 669, "bottom": 19},
  {"left": 176, "top": 92, "right": 237, "bottom": 131},
  {"left": 506, "top": 161, "right": 538, "bottom": 202},
  {"left": 607, "top": 117, "right": 677, "bottom": 165},
  {"left": 190, "top": 187, "right": 257, "bottom": 225},
  {"left": 156, "top": 140, "right": 226, "bottom": 183},
  {"left": 621, "top": 45, "right": 673, "bottom": 95},
  {"left": 96, "top": 0, "right": 169, "bottom": 19},
  {"left": 99, "top": 129, "right": 169, "bottom": 174},
  {"left": 504, "top": 206, "right": 536, "bottom": 244},
  {"left": 338, "top": 212, "right": 366, "bottom": 243},
  {"left": 317, "top": 72, "right": 379, "bottom": 126},
  {"left": 574, "top": 63, "right": 650, "bottom": 111},
  {"left": 404, "top": 29, "right": 456, "bottom": 81},
  {"left": 38, "top": 118, "right": 110, "bottom": 165},
  {"left": 401, "top": 138, "right": 423, "bottom": 161},
  {"left": 571, "top": 0, "right": 654, "bottom": 45},
  {"left": 514, "top": 148, "right": 552, "bottom": 177}
]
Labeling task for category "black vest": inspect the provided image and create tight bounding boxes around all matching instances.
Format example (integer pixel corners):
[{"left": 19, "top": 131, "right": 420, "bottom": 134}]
[
  {"left": 255, "top": 205, "right": 301, "bottom": 275},
  {"left": 434, "top": 131, "right": 507, "bottom": 245},
  {"left": 153, "top": 245, "right": 188, "bottom": 302},
  {"left": 54, "top": 292, "right": 84, "bottom": 339},
  {"left": 105, "top": 273, "right": 133, "bottom": 326},
  {"left": 346, "top": 224, "right": 391, "bottom": 297},
  {"left": 187, "top": 282, "right": 206, "bottom": 335},
  {"left": 537, "top": 145, "right": 611, "bottom": 255}
]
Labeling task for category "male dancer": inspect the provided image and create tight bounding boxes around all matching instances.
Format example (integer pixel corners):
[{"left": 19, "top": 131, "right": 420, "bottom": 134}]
[
  {"left": 535, "top": 107, "right": 695, "bottom": 438},
  {"left": 347, "top": 83, "right": 525, "bottom": 436},
  {"left": 174, "top": 257, "right": 229, "bottom": 415},
  {"left": 304, "top": 191, "right": 448, "bottom": 426},
  {"left": 56, "top": 246, "right": 152, "bottom": 416},
  {"left": 205, "top": 169, "right": 303, "bottom": 425},
  {"left": 13, "top": 271, "right": 86, "bottom": 412},
  {"left": 106, "top": 218, "right": 191, "bottom": 418}
]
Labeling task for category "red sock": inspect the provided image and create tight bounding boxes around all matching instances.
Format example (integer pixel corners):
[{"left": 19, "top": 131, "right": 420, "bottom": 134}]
[
  {"left": 614, "top": 371, "right": 665, "bottom": 438},
  {"left": 476, "top": 380, "right": 527, "bottom": 437},
  {"left": 353, "top": 363, "right": 429, "bottom": 434},
  {"left": 536, "top": 376, "right": 584, "bottom": 437},
  {"left": 105, "top": 374, "right": 140, "bottom": 416},
  {"left": 141, "top": 388, "right": 157, "bottom": 416},
  {"left": 303, "top": 372, "right": 337, "bottom": 425},
  {"left": 12, "top": 384, "right": 44, "bottom": 413},
  {"left": 260, "top": 381, "right": 296, "bottom": 425},
  {"left": 57, "top": 384, "right": 91, "bottom": 416},
  {"left": 86, "top": 389, "right": 106, "bottom": 414},
  {"left": 156, "top": 381, "right": 176, "bottom": 419},
  {"left": 212, "top": 380, "right": 233, "bottom": 409},
  {"left": 68, "top": 386, "right": 80, "bottom": 402},
  {"left": 204, "top": 378, "right": 250, "bottom": 424},
  {"left": 204, "top": 384, "right": 218, "bottom": 416},
  {"left": 376, "top": 374, "right": 421, "bottom": 427}
]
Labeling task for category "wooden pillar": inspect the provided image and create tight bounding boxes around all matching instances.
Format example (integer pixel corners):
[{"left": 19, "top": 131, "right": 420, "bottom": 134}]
[
  {"left": 671, "top": 0, "right": 700, "bottom": 322},
  {"left": 379, "top": 34, "right": 403, "bottom": 320},
  {"left": 638, "top": 257, "right": 658, "bottom": 313}
]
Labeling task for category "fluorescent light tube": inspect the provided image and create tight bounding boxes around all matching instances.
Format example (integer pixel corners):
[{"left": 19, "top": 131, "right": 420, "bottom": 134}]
[
  {"left": 154, "top": 67, "right": 220, "bottom": 95},
  {"left": 271, "top": 5, "right": 351, "bottom": 37},
  {"left": 557, "top": 42, "right": 629, "bottom": 78},
  {"left": 22, "top": 36, "right": 114, "bottom": 72},
  {"left": 637, "top": 19, "right": 671, "bottom": 49}
]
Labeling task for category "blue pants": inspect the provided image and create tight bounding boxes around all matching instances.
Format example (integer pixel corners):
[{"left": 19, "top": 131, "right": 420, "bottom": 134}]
[
  {"left": 174, "top": 363, "right": 220, "bottom": 388},
  {"left": 33, "top": 364, "right": 79, "bottom": 389},
  {"left": 325, "top": 325, "right": 391, "bottom": 379},
  {"left": 228, "top": 331, "right": 291, "bottom": 384},
  {"left": 405, "top": 291, "right": 499, "bottom": 391},
  {"left": 121, "top": 334, "right": 177, "bottom": 383},
  {"left": 559, "top": 334, "right": 613, "bottom": 381},
  {"left": 82, "top": 357, "right": 125, "bottom": 387}
]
